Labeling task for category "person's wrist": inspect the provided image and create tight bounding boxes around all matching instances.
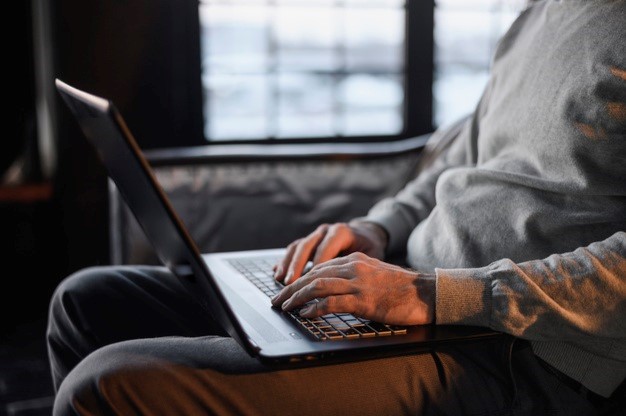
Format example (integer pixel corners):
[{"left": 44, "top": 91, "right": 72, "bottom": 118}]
[
  {"left": 349, "top": 220, "right": 389, "bottom": 251},
  {"left": 413, "top": 272, "right": 436, "bottom": 324}
]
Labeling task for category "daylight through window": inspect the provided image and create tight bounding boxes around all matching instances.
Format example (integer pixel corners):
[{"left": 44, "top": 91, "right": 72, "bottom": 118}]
[
  {"left": 199, "top": 0, "right": 406, "bottom": 141},
  {"left": 433, "top": 0, "right": 528, "bottom": 128}
]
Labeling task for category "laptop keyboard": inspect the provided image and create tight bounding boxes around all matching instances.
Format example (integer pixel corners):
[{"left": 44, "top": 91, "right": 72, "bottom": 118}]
[{"left": 228, "top": 257, "right": 407, "bottom": 341}]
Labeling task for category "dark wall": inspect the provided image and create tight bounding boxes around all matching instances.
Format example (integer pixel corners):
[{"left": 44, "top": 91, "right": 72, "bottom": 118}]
[
  {"left": 6, "top": 1, "right": 38, "bottom": 180},
  {"left": 0, "top": 1, "right": 60, "bottom": 330},
  {"left": 52, "top": 0, "right": 204, "bottom": 276}
]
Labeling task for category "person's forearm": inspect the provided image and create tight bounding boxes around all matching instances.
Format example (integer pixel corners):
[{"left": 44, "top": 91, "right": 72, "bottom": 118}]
[{"left": 435, "top": 231, "right": 626, "bottom": 341}]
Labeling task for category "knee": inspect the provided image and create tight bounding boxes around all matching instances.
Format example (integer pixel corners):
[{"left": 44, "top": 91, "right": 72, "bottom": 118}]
[
  {"left": 48, "top": 267, "right": 117, "bottom": 325},
  {"left": 47, "top": 266, "right": 141, "bottom": 353},
  {"left": 52, "top": 343, "right": 147, "bottom": 415},
  {"left": 53, "top": 342, "right": 184, "bottom": 416},
  {"left": 50, "top": 266, "right": 116, "bottom": 301},
  {"left": 48, "top": 265, "right": 148, "bottom": 315}
]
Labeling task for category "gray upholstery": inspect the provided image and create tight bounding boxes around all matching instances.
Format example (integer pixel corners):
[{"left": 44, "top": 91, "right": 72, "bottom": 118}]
[{"left": 109, "top": 151, "right": 424, "bottom": 265}]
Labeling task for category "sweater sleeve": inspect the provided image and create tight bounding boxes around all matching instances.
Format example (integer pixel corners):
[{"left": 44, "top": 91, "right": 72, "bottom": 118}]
[{"left": 436, "top": 231, "right": 626, "bottom": 342}]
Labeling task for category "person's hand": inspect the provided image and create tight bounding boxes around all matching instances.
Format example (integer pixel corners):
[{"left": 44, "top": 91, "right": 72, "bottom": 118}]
[
  {"left": 274, "top": 221, "right": 389, "bottom": 285},
  {"left": 271, "top": 252, "right": 435, "bottom": 326}
]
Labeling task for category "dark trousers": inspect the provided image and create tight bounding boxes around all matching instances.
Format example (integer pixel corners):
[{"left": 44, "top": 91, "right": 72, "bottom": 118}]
[{"left": 47, "top": 266, "right": 601, "bottom": 415}]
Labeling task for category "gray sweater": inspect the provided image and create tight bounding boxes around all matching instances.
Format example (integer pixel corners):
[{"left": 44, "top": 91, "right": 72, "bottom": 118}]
[{"left": 366, "top": 0, "right": 626, "bottom": 397}]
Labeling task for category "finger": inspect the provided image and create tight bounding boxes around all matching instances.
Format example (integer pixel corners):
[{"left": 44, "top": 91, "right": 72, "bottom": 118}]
[
  {"left": 271, "top": 262, "right": 352, "bottom": 307},
  {"left": 308, "top": 252, "right": 368, "bottom": 278},
  {"left": 272, "top": 265, "right": 321, "bottom": 306},
  {"left": 274, "top": 240, "right": 300, "bottom": 282},
  {"left": 299, "top": 294, "right": 359, "bottom": 318},
  {"left": 312, "top": 223, "right": 354, "bottom": 265},
  {"left": 284, "top": 224, "right": 329, "bottom": 284},
  {"left": 281, "top": 278, "right": 354, "bottom": 311},
  {"left": 306, "top": 261, "right": 355, "bottom": 282}
]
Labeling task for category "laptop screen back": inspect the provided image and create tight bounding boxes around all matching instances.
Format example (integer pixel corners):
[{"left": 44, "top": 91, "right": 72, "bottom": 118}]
[{"left": 55, "top": 79, "right": 256, "bottom": 355}]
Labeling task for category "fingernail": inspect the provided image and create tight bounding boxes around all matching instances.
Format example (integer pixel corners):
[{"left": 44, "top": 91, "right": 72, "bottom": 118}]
[
  {"left": 284, "top": 273, "right": 293, "bottom": 285},
  {"left": 271, "top": 288, "right": 285, "bottom": 304}
]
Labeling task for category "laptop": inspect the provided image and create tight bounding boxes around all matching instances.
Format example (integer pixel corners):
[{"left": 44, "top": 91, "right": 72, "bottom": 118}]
[{"left": 55, "top": 78, "right": 500, "bottom": 366}]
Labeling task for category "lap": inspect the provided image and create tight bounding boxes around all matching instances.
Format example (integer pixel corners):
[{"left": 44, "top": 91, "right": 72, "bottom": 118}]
[
  {"left": 55, "top": 334, "right": 518, "bottom": 416},
  {"left": 50, "top": 265, "right": 599, "bottom": 416}
]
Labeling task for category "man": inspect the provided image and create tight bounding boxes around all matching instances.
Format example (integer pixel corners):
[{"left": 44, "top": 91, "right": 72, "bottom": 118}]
[{"left": 47, "top": 0, "right": 625, "bottom": 414}]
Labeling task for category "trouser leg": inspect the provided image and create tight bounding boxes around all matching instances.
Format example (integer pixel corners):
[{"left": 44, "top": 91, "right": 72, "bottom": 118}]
[
  {"left": 49, "top": 266, "right": 599, "bottom": 416},
  {"left": 46, "top": 266, "right": 224, "bottom": 391},
  {"left": 55, "top": 335, "right": 522, "bottom": 416}
]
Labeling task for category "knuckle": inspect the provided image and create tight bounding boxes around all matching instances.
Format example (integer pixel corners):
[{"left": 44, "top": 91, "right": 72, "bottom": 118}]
[
  {"left": 324, "top": 296, "right": 348, "bottom": 314},
  {"left": 330, "top": 223, "right": 348, "bottom": 237},
  {"left": 339, "top": 294, "right": 359, "bottom": 315},
  {"left": 310, "top": 278, "right": 327, "bottom": 293},
  {"left": 291, "top": 287, "right": 305, "bottom": 302},
  {"left": 316, "top": 223, "right": 330, "bottom": 233},
  {"left": 328, "top": 223, "right": 342, "bottom": 233},
  {"left": 318, "top": 298, "right": 331, "bottom": 313},
  {"left": 310, "top": 279, "right": 322, "bottom": 291},
  {"left": 347, "top": 252, "right": 360, "bottom": 260}
]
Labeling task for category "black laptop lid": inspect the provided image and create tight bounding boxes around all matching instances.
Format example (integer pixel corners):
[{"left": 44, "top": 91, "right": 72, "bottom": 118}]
[{"left": 55, "top": 79, "right": 257, "bottom": 355}]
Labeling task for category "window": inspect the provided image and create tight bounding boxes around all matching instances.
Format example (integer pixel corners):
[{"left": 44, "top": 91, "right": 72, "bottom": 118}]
[
  {"left": 199, "top": 0, "right": 526, "bottom": 143},
  {"left": 199, "top": 0, "right": 409, "bottom": 142},
  {"left": 433, "top": 0, "right": 528, "bottom": 128}
]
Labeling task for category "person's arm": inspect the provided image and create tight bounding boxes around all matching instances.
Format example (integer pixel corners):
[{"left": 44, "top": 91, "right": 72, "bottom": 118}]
[
  {"left": 273, "top": 120, "right": 474, "bottom": 284},
  {"left": 274, "top": 232, "right": 626, "bottom": 338},
  {"left": 274, "top": 80, "right": 494, "bottom": 284},
  {"left": 272, "top": 123, "right": 473, "bottom": 285},
  {"left": 272, "top": 252, "right": 436, "bottom": 326},
  {"left": 436, "top": 231, "right": 626, "bottom": 341},
  {"left": 272, "top": 121, "right": 475, "bottom": 284}
]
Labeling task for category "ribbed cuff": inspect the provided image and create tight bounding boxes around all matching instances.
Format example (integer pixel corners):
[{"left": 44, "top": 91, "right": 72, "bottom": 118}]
[{"left": 435, "top": 267, "right": 493, "bottom": 327}]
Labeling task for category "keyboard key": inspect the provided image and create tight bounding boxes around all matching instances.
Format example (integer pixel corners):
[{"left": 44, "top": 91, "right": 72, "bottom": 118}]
[
  {"left": 354, "top": 325, "right": 377, "bottom": 337},
  {"left": 340, "top": 328, "right": 361, "bottom": 339},
  {"left": 389, "top": 326, "right": 408, "bottom": 335},
  {"left": 366, "top": 322, "right": 393, "bottom": 336},
  {"left": 325, "top": 317, "right": 344, "bottom": 326}
]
